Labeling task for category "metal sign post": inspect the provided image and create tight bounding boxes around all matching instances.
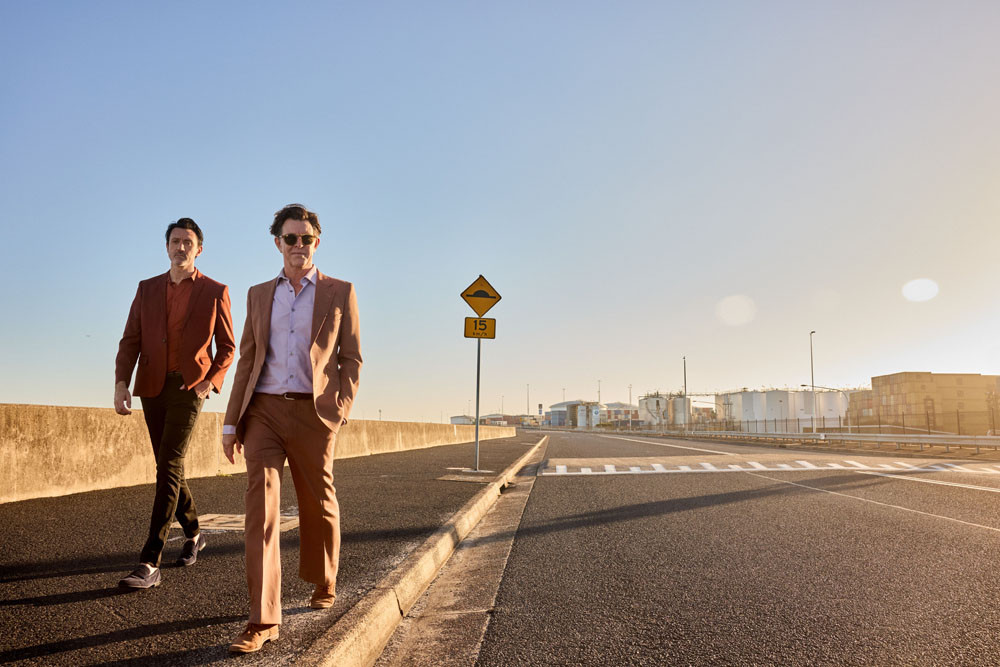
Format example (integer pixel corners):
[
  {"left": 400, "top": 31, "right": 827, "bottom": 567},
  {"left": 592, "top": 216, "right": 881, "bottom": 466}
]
[
  {"left": 474, "top": 338, "right": 481, "bottom": 470},
  {"left": 461, "top": 275, "right": 501, "bottom": 471}
]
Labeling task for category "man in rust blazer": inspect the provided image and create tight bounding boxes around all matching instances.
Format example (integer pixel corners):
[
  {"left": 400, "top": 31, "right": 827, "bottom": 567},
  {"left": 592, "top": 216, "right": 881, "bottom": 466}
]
[
  {"left": 222, "top": 203, "right": 362, "bottom": 654},
  {"left": 114, "top": 218, "right": 235, "bottom": 589}
]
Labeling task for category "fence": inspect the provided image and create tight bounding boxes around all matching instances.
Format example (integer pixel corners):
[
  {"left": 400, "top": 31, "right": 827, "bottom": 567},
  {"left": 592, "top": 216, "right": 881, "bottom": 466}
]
[{"left": 631, "top": 409, "right": 1000, "bottom": 436}]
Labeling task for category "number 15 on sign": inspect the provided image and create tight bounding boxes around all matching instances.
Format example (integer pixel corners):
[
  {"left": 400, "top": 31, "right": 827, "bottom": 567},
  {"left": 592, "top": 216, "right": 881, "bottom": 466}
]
[{"left": 464, "top": 317, "right": 496, "bottom": 339}]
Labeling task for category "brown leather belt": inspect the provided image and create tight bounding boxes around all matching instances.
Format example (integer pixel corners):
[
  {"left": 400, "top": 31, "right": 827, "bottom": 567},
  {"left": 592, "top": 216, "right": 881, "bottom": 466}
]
[{"left": 258, "top": 392, "right": 312, "bottom": 401}]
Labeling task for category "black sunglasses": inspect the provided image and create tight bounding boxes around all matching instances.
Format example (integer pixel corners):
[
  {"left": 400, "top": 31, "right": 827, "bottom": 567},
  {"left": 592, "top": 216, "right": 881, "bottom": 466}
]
[{"left": 280, "top": 233, "right": 317, "bottom": 246}]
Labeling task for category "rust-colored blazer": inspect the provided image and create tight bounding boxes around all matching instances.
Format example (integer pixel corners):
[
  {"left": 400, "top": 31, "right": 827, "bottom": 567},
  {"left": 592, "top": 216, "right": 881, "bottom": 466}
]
[
  {"left": 224, "top": 270, "right": 362, "bottom": 438},
  {"left": 115, "top": 271, "right": 236, "bottom": 397}
]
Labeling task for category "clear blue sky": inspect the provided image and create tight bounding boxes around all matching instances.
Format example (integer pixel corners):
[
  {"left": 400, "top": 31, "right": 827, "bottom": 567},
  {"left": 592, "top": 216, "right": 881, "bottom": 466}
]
[{"left": 3, "top": 2, "right": 999, "bottom": 420}]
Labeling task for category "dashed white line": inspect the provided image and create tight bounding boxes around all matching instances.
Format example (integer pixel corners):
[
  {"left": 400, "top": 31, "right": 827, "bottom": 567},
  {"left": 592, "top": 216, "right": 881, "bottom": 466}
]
[
  {"left": 600, "top": 435, "right": 739, "bottom": 456},
  {"left": 543, "top": 459, "right": 1000, "bottom": 478}
]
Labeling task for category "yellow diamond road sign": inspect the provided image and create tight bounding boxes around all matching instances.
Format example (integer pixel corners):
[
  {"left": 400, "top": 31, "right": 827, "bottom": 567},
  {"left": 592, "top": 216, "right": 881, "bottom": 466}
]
[{"left": 461, "top": 275, "right": 501, "bottom": 317}]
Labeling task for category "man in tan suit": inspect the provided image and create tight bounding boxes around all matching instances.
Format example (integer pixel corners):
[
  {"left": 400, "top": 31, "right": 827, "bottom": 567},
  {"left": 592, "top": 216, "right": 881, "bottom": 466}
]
[{"left": 222, "top": 203, "right": 362, "bottom": 654}]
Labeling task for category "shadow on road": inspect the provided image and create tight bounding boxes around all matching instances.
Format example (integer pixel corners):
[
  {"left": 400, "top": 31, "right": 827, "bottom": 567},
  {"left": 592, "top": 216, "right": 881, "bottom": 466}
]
[
  {"left": 0, "top": 614, "right": 244, "bottom": 663},
  {"left": 465, "top": 470, "right": 905, "bottom": 550}
]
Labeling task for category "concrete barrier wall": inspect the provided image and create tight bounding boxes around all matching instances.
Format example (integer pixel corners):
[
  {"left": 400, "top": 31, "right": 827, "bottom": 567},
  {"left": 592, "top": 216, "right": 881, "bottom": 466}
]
[{"left": 0, "top": 404, "right": 515, "bottom": 504}]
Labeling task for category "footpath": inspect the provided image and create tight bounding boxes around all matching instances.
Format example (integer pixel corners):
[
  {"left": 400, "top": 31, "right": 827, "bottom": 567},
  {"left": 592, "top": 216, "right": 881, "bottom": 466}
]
[{"left": 0, "top": 433, "right": 544, "bottom": 666}]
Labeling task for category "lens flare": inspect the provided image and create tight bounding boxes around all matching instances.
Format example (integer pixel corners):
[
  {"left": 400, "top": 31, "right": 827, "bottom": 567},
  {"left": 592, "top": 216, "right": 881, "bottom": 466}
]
[
  {"left": 715, "top": 295, "right": 757, "bottom": 326},
  {"left": 902, "top": 278, "right": 939, "bottom": 302}
]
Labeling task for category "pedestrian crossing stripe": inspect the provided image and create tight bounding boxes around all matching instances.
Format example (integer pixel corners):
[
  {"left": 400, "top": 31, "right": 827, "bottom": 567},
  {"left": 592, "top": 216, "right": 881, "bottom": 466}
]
[{"left": 541, "top": 460, "right": 1000, "bottom": 476}]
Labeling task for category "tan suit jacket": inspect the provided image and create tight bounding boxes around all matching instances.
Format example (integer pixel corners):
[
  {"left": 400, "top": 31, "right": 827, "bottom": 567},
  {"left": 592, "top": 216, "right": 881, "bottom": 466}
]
[
  {"left": 115, "top": 271, "right": 236, "bottom": 397},
  {"left": 225, "top": 270, "right": 362, "bottom": 438}
]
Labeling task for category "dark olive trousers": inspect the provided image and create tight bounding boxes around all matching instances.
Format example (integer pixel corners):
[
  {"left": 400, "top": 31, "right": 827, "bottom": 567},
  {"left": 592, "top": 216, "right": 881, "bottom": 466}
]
[{"left": 138, "top": 372, "right": 205, "bottom": 566}]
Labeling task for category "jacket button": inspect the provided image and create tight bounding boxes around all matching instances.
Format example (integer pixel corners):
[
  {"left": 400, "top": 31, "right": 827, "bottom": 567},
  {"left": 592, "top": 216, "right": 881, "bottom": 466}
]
[{"left": 162, "top": 338, "right": 167, "bottom": 343}]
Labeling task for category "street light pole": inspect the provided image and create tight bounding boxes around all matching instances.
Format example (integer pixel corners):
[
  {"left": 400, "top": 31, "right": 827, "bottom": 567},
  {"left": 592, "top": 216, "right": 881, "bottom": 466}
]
[
  {"left": 683, "top": 356, "right": 687, "bottom": 396},
  {"left": 809, "top": 330, "right": 816, "bottom": 430}
]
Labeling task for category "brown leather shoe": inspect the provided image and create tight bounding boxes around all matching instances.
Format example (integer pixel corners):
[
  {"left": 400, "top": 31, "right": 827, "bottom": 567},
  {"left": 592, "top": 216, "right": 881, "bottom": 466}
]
[
  {"left": 229, "top": 623, "right": 279, "bottom": 654},
  {"left": 310, "top": 584, "right": 337, "bottom": 609}
]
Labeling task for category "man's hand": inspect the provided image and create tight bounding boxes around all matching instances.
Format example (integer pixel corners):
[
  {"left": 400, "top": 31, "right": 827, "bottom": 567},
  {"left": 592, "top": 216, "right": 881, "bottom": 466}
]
[
  {"left": 114, "top": 382, "right": 132, "bottom": 415},
  {"left": 190, "top": 379, "right": 213, "bottom": 399},
  {"left": 223, "top": 433, "right": 243, "bottom": 464}
]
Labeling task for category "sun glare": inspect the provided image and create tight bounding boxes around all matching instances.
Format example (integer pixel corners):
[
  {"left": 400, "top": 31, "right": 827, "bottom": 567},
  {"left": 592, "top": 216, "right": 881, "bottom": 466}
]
[
  {"left": 902, "top": 278, "right": 939, "bottom": 302},
  {"left": 715, "top": 295, "right": 757, "bottom": 327}
]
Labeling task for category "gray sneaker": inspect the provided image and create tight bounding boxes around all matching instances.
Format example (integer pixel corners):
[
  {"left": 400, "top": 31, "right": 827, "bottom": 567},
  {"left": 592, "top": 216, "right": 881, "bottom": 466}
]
[
  {"left": 119, "top": 564, "right": 161, "bottom": 589},
  {"left": 176, "top": 533, "right": 206, "bottom": 567}
]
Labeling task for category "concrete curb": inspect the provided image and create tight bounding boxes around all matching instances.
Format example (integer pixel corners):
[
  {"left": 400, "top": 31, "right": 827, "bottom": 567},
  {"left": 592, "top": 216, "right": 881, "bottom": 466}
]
[{"left": 297, "top": 435, "right": 549, "bottom": 667}]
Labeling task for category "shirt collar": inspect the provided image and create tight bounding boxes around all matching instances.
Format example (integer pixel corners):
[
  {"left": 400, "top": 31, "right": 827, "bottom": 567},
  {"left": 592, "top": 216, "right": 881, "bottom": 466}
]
[
  {"left": 277, "top": 266, "right": 318, "bottom": 287},
  {"left": 167, "top": 267, "right": 200, "bottom": 286}
]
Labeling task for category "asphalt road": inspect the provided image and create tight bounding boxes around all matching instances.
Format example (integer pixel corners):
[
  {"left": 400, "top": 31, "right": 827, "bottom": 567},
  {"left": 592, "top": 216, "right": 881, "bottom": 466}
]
[
  {"left": 475, "top": 431, "right": 1000, "bottom": 666},
  {"left": 0, "top": 433, "right": 540, "bottom": 666}
]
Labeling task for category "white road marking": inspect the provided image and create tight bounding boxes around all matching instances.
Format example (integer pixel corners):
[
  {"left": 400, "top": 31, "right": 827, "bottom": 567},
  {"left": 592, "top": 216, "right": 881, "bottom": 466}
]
[
  {"left": 170, "top": 511, "right": 299, "bottom": 534},
  {"left": 854, "top": 471, "right": 1000, "bottom": 493},
  {"left": 542, "top": 459, "right": 1000, "bottom": 477},
  {"left": 746, "top": 472, "right": 1000, "bottom": 534},
  {"left": 600, "top": 435, "right": 738, "bottom": 456}
]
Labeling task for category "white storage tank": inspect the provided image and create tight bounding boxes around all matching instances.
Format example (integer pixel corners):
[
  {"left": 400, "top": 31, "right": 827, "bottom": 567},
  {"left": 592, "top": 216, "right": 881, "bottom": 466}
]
[{"left": 670, "top": 396, "right": 691, "bottom": 425}]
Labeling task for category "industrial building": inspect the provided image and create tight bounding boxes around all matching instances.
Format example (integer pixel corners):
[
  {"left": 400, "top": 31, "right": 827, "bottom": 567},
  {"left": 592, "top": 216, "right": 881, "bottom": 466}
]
[{"left": 848, "top": 372, "right": 1000, "bottom": 435}]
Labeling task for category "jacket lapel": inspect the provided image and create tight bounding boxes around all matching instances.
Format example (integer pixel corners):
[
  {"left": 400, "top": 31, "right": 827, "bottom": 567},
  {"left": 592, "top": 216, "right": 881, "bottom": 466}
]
[
  {"left": 182, "top": 274, "right": 208, "bottom": 328},
  {"left": 311, "top": 271, "right": 335, "bottom": 344},
  {"left": 257, "top": 278, "right": 277, "bottom": 359},
  {"left": 150, "top": 272, "right": 169, "bottom": 331}
]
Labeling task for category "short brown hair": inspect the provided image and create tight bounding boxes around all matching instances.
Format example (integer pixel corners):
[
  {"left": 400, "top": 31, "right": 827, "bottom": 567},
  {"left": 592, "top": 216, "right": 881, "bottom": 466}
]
[
  {"left": 165, "top": 218, "right": 203, "bottom": 246},
  {"left": 270, "top": 204, "right": 321, "bottom": 237}
]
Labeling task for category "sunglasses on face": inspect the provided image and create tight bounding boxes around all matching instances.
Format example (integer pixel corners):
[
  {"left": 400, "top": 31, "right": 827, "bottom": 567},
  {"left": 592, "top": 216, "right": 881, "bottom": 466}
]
[{"left": 281, "top": 233, "right": 317, "bottom": 246}]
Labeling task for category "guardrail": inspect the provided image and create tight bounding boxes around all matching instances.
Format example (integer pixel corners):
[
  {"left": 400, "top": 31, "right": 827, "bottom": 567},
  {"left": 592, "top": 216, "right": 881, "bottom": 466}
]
[{"left": 659, "top": 430, "right": 1000, "bottom": 454}]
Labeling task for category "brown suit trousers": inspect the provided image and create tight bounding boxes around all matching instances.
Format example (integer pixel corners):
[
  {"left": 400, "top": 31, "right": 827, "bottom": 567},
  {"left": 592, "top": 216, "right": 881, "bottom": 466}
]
[{"left": 243, "top": 394, "right": 339, "bottom": 625}]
